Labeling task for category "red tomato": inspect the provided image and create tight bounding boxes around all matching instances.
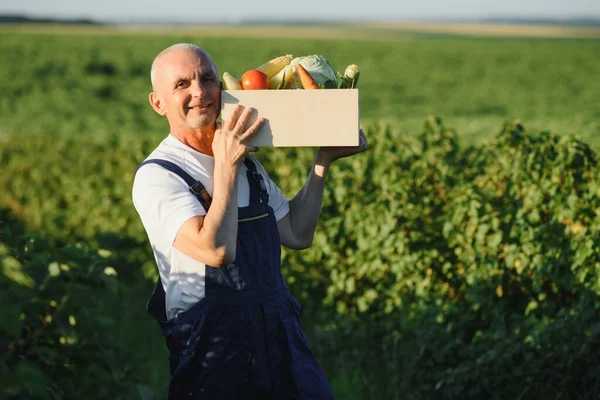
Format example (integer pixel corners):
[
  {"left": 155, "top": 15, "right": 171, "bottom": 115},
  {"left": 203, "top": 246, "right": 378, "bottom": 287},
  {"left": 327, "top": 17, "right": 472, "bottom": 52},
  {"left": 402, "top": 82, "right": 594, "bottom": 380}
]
[{"left": 240, "top": 69, "right": 269, "bottom": 90}]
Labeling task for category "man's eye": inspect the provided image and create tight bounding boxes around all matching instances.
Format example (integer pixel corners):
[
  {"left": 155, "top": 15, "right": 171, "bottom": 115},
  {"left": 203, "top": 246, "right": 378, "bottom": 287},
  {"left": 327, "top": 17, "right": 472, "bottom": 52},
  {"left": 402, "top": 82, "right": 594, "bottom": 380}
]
[
  {"left": 203, "top": 76, "right": 215, "bottom": 83},
  {"left": 176, "top": 81, "right": 188, "bottom": 88}
]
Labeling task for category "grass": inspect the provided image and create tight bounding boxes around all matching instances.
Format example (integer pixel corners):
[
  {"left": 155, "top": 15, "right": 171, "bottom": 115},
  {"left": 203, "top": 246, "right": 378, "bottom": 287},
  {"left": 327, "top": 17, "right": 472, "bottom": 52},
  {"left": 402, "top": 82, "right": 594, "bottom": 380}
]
[{"left": 0, "top": 25, "right": 598, "bottom": 148}]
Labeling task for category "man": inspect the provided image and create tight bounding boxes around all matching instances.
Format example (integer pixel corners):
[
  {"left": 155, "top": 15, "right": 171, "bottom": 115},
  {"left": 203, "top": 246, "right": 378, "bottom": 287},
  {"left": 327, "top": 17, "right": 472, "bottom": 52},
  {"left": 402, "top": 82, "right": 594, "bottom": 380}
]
[{"left": 132, "top": 43, "right": 368, "bottom": 399}]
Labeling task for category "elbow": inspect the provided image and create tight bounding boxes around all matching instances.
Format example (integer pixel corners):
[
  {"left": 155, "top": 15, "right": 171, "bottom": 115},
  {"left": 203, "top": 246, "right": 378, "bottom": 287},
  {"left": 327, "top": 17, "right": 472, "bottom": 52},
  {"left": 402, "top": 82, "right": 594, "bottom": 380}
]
[
  {"left": 221, "top": 252, "right": 236, "bottom": 267},
  {"left": 207, "top": 247, "right": 236, "bottom": 268},
  {"left": 298, "top": 238, "right": 313, "bottom": 250},
  {"left": 289, "top": 236, "right": 313, "bottom": 251}
]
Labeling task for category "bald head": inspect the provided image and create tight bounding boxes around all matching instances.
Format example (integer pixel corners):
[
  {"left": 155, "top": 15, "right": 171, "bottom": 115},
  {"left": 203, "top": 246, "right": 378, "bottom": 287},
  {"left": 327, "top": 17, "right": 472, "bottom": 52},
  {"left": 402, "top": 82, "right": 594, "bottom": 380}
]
[
  {"left": 147, "top": 42, "right": 222, "bottom": 140},
  {"left": 150, "top": 43, "right": 218, "bottom": 89}
]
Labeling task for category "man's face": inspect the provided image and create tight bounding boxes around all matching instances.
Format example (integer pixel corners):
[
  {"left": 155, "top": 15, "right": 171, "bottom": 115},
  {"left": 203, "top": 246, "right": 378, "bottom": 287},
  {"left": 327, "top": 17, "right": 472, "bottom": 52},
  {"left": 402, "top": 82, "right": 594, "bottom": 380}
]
[{"left": 151, "top": 49, "right": 221, "bottom": 132}]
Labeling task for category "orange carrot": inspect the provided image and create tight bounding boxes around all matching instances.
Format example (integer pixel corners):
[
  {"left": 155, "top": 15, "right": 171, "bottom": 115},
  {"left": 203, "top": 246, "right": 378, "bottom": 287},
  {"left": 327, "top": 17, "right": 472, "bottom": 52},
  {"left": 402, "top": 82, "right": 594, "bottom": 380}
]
[{"left": 296, "top": 63, "right": 319, "bottom": 89}]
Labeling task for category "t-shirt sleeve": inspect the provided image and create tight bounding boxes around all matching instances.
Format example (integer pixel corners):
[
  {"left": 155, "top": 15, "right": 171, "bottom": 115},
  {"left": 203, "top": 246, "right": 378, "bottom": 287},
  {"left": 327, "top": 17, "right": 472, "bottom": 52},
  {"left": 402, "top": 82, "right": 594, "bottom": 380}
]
[
  {"left": 254, "top": 160, "right": 290, "bottom": 221},
  {"left": 132, "top": 164, "right": 206, "bottom": 246}
]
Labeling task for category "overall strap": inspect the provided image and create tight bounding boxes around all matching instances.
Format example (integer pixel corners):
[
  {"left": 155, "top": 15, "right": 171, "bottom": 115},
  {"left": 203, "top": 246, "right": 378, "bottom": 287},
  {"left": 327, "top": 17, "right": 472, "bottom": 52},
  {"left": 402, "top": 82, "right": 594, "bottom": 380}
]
[
  {"left": 244, "top": 156, "right": 269, "bottom": 205},
  {"left": 137, "top": 159, "right": 212, "bottom": 211}
]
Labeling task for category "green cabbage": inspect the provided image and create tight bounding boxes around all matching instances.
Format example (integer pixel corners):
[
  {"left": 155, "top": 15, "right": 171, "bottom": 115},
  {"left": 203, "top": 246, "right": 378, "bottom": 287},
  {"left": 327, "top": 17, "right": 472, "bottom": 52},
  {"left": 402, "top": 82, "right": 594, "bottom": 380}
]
[{"left": 290, "top": 55, "right": 338, "bottom": 88}]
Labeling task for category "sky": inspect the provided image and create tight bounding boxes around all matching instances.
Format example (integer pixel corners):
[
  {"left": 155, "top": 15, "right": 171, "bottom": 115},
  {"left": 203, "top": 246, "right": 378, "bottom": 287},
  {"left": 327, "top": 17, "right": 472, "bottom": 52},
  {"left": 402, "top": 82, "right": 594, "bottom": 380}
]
[{"left": 1, "top": 0, "right": 599, "bottom": 24}]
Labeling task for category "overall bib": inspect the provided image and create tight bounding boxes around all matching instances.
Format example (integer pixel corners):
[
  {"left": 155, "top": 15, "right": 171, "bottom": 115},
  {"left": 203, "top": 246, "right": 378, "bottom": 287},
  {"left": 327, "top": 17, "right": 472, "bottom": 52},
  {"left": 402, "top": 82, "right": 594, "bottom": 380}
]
[{"left": 138, "top": 157, "right": 335, "bottom": 399}]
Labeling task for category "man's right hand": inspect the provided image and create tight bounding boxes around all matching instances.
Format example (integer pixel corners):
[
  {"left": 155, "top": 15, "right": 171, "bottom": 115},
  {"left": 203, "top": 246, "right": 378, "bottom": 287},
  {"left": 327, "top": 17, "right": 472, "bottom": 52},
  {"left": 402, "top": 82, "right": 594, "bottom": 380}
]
[
  {"left": 212, "top": 105, "right": 265, "bottom": 167},
  {"left": 174, "top": 105, "right": 264, "bottom": 268}
]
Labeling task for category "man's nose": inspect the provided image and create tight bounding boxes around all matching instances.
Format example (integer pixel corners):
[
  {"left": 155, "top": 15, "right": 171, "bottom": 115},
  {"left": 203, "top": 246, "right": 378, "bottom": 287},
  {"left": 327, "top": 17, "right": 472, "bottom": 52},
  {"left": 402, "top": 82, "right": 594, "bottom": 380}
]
[{"left": 190, "top": 79, "right": 209, "bottom": 97}]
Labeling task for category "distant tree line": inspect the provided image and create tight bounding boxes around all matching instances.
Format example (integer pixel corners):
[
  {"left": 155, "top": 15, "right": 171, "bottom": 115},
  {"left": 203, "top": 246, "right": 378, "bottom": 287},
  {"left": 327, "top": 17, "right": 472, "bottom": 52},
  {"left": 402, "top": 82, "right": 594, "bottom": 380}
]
[{"left": 0, "top": 15, "right": 100, "bottom": 25}]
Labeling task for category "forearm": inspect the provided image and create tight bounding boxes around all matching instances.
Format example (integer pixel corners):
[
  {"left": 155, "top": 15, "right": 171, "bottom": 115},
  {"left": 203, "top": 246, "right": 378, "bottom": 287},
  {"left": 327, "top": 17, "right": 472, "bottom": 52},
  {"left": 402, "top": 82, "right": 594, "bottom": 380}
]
[
  {"left": 200, "top": 163, "right": 239, "bottom": 264},
  {"left": 288, "top": 150, "right": 332, "bottom": 246}
]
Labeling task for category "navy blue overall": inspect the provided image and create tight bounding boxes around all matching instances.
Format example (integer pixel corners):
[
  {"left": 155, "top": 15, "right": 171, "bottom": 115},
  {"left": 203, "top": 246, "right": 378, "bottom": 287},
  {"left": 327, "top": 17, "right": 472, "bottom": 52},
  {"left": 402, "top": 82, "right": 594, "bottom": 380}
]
[{"left": 138, "top": 157, "right": 335, "bottom": 399}]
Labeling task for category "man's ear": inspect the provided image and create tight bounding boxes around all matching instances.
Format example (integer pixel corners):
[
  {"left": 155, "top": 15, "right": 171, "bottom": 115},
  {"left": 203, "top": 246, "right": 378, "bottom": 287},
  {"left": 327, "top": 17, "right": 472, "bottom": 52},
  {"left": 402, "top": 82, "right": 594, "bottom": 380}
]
[
  {"left": 149, "top": 91, "right": 166, "bottom": 116},
  {"left": 219, "top": 80, "right": 223, "bottom": 90}
]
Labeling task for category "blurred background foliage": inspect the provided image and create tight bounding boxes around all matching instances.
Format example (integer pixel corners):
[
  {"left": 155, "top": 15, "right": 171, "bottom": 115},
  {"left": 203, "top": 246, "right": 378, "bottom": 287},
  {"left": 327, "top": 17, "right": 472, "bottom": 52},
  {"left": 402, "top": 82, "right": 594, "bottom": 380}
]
[{"left": 1, "top": 27, "right": 600, "bottom": 399}]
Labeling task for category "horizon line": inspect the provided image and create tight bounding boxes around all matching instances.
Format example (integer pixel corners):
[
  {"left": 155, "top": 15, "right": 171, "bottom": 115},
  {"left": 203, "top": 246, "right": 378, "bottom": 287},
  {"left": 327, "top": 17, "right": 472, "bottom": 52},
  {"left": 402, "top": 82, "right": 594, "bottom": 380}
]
[{"left": 2, "top": 12, "right": 600, "bottom": 26}]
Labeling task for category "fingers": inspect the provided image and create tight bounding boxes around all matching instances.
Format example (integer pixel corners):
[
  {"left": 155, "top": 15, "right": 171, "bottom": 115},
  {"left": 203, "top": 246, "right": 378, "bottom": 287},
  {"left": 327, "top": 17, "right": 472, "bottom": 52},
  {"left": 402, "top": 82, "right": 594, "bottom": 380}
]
[
  {"left": 217, "top": 105, "right": 264, "bottom": 161},
  {"left": 358, "top": 129, "right": 369, "bottom": 151},
  {"left": 224, "top": 105, "right": 264, "bottom": 141},
  {"left": 240, "top": 116, "right": 265, "bottom": 141},
  {"left": 227, "top": 105, "right": 257, "bottom": 133},
  {"left": 234, "top": 106, "right": 254, "bottom": 131},
  {"left": 227, "top": 105, "right": 244, "bottom": 131}
]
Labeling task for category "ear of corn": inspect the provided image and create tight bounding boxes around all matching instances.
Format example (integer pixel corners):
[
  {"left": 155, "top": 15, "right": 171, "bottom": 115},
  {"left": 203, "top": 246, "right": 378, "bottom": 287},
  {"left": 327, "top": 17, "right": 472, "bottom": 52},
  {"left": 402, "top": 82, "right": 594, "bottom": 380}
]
[
  {"left": 269, "top": 65, "right": 295, "bottom": 89},
  {"left": 256, "top": 54, "right": 294, "bottom": 80}
]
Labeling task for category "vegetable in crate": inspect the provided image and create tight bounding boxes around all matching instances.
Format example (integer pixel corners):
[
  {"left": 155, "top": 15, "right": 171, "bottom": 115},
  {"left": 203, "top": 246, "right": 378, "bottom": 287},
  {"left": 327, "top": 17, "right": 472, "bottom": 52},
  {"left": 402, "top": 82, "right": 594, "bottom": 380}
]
[
  {"left": 290, "top": 55, "right": 338, "bottom": 89},
  {"left": 338, "top": 64, "right": 360, "bottom": 88},
  {"left": 222, "top": 71, "right": 242, "bottom": 90},
  {"left": 221, "top": 54, "right": 360, "bottom": 90},
  {"left": 240, "top": 69, "right": 269, "bottom": 90},
  {"left": 269, "top": 65, "right": 294, "bottom": 89},
  {"left": 255, "top": 54, "right": 294, "bottom": 80},
  {"left": 296, "top": 64, "right": 319, "bottom": 89}
]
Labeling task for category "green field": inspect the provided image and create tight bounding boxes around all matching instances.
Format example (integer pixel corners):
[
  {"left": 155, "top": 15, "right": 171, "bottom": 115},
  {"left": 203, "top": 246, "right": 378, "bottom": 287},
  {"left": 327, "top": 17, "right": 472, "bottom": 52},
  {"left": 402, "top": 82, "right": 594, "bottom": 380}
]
[
  {"left": 0, "top": 25, "right": 599, "bottom": 145},
  {"left": 1, "top": 25, "right": 600, "bottom": 399}
]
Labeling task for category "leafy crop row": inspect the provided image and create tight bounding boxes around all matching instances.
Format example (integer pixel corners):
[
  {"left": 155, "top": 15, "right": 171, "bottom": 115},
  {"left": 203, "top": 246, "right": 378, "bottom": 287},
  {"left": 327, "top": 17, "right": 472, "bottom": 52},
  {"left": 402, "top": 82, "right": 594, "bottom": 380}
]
[{"left": 2, "top": 118, "right": 599, "bottom": 398}]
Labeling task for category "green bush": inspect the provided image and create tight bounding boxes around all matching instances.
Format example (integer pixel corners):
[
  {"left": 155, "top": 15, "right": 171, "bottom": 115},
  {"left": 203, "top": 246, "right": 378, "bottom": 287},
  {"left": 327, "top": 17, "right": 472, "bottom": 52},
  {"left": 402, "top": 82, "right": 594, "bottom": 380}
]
[
  {"left": 1, "top": 118, "right": 599, "bottom": 399},
  {"left": 269, "top": 119, "right": 600, "bottom": 400},
  {"left": 0, "top": 134, "right": 156, "bottom": 282},
  {"left": 0, "top": 218, "right": 143, "bottom": 399}
]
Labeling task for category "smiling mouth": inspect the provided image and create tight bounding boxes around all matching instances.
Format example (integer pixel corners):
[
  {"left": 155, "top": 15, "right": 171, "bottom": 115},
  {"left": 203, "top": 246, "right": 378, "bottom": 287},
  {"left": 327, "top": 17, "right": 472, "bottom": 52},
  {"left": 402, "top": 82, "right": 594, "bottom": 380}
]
[
  {"left": 189, "top": 103, "right": 212, "bottom": 109},
  {"left": 188, "top": 105, "right": 213, "bottom": 115}
]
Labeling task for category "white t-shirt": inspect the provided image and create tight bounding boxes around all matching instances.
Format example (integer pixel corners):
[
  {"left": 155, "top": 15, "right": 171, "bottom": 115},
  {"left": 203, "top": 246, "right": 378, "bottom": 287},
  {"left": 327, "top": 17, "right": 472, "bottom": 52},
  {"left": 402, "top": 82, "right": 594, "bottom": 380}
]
[{"left": 132, "top": 134, "right": 290, "bottom": 319}]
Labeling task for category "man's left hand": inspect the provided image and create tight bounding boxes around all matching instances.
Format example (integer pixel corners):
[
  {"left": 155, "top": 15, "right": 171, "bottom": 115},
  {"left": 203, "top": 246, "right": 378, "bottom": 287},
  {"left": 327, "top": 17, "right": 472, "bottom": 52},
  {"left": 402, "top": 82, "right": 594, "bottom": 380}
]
[{"left": 318, "top": 128, "right": 369, "bottom": 164}]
